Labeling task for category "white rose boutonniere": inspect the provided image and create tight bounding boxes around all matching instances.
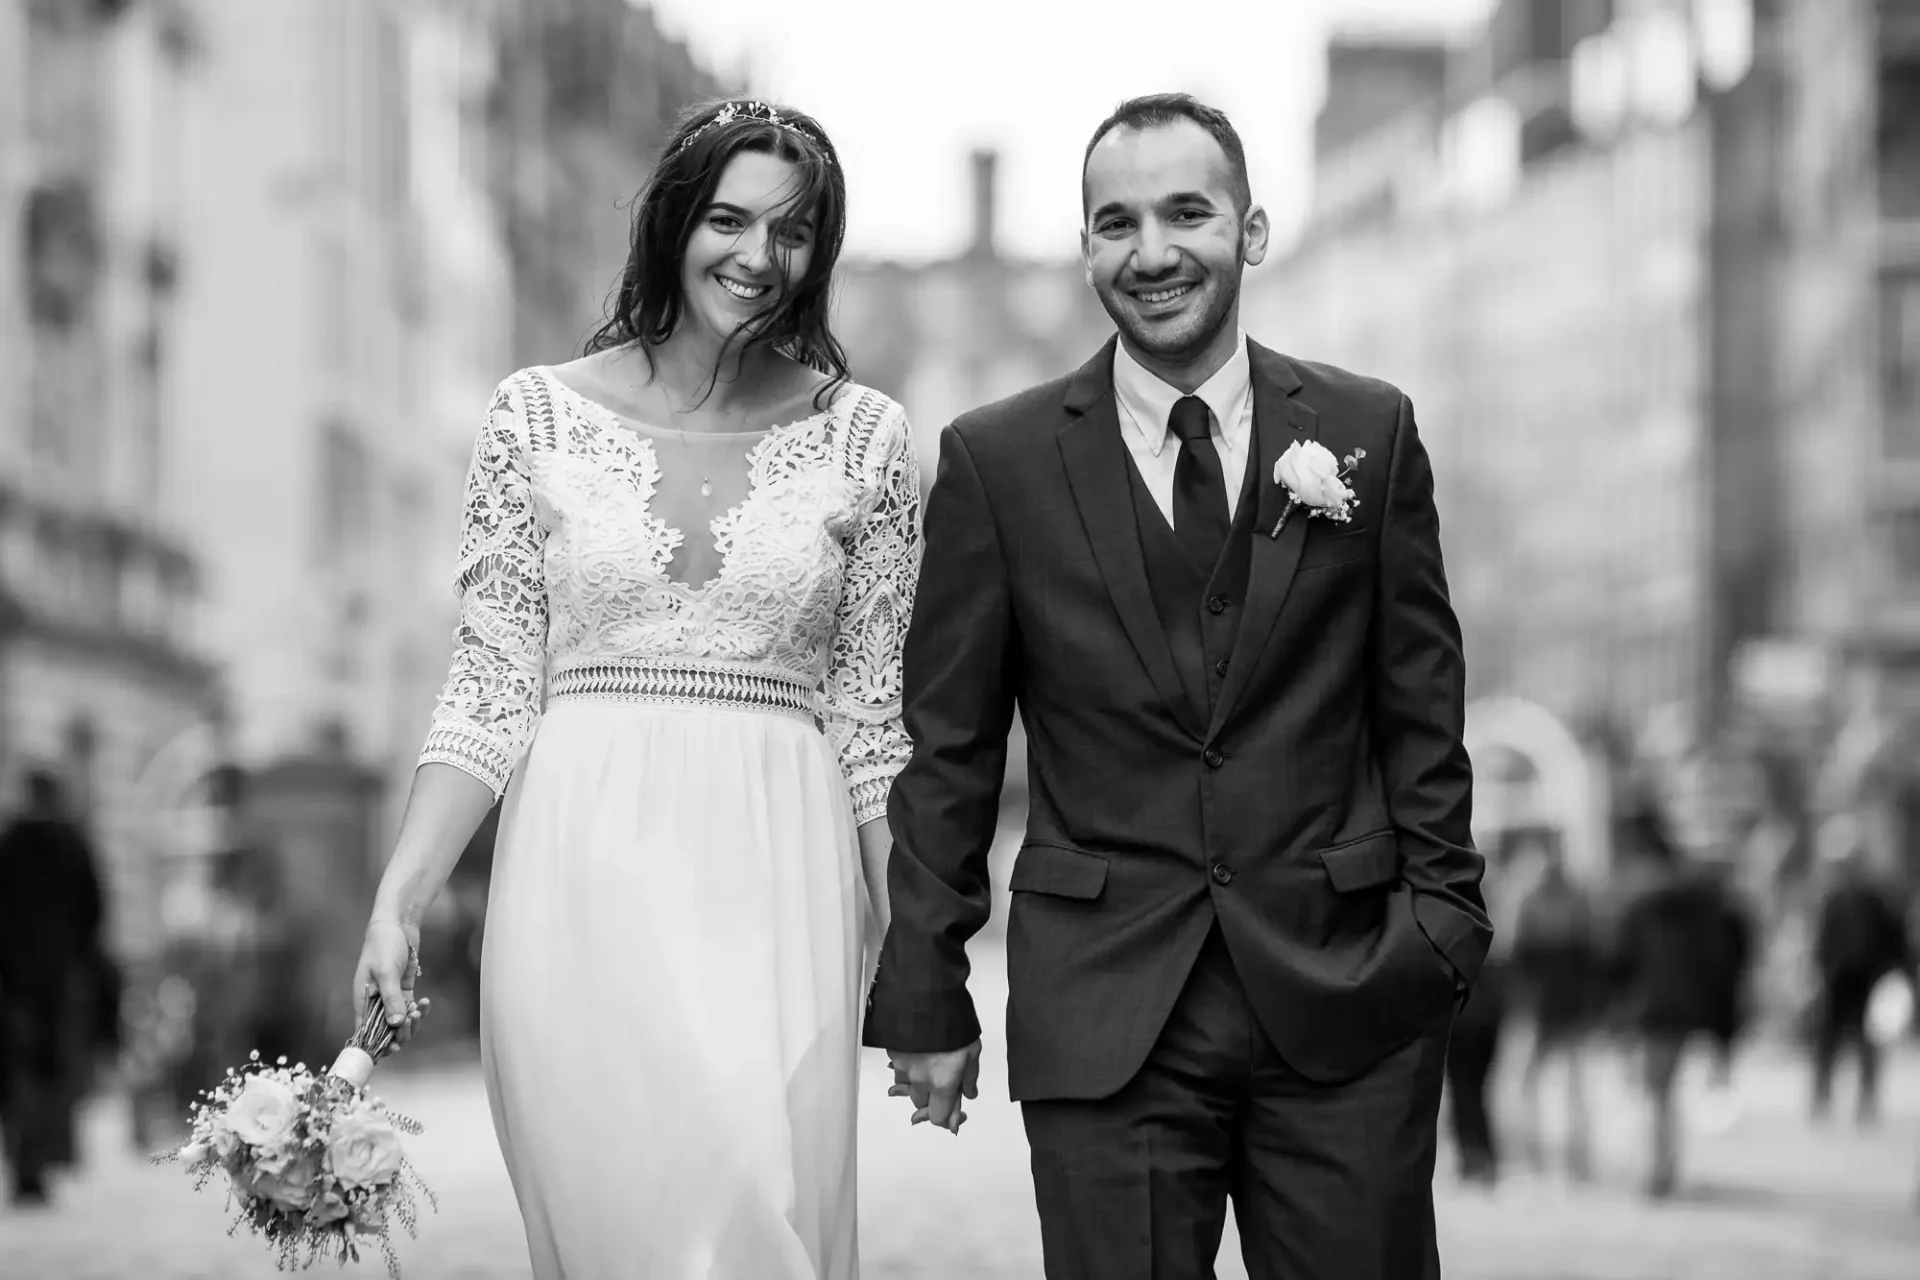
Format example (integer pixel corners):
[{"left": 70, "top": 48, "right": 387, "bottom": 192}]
[{"left": 1270, "top": 440, "right": 1365, "bottom": 538}]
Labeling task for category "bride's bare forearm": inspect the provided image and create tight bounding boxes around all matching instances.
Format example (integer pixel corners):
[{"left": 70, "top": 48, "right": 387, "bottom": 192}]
[
  {"left": 371, "top": 762, "right": 500, "bottom": 927},
  {"left": 857, "top": 817, "right": 893, "bottom": 932}
]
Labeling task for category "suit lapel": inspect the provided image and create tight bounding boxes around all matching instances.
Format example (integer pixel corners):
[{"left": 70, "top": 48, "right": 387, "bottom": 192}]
[
  {"left": 1058, "top": 340, "right": 1206, "bottom": 740},
  {"left": 1208, "top": 344, "right": 1315, "bottom": 736}
]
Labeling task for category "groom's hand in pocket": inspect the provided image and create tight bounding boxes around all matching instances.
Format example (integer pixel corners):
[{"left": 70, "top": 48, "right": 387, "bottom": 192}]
[{"left": 887, "top": 1040, "right": 981, "bottom": 1135}]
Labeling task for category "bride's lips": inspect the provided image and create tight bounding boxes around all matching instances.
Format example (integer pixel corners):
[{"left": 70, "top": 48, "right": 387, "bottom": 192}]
[{"left": 715, "top": 274, "right": 773, "bottom": 303}]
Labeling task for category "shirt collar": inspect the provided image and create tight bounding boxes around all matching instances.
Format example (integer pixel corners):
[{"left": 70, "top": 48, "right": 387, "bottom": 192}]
[{"left": 1112, "top": 331, "right": 1253, "bottom": 457}]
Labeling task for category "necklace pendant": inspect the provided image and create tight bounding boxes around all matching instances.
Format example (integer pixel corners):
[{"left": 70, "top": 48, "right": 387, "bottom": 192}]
[{"left": 699, "top": 478, "right": 713, "bottom": 498}]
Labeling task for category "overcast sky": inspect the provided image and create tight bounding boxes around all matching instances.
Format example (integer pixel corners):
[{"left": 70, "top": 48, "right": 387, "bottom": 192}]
[{"left": 640, "top": 0, "right": 1498, "bottom": 263}]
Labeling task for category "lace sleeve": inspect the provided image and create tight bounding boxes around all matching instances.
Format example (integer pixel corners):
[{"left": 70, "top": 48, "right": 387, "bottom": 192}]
[
  {"left": 823, "top": 397, "right": 923, "bottom": 825},
  {"left": 418, "top": 380, "right": 550, "bottom": 798}
]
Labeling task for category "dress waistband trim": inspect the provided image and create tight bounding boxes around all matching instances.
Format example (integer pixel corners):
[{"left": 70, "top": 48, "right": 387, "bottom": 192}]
[{"left": 546, "top": 660, "right": 822, "bottom": 723}]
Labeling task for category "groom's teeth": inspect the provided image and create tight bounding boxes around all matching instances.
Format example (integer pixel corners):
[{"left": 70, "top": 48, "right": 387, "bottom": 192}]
[{"left": 1139, "top": 285, "right": 1193, "bottom": 303}]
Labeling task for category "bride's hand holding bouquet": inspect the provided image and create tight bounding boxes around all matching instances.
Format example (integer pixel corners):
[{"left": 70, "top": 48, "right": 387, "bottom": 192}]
[{"left": 352, "top": 914, "right": 431, "bottom": 1049}]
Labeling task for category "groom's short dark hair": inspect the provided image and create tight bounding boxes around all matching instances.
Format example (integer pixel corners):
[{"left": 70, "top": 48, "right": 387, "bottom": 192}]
[{"left": 1082, "top": 93, "right": 1252, "bottom": 216}]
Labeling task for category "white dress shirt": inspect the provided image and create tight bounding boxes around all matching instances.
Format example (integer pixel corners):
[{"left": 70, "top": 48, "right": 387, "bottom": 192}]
[{"left": 1112, "top": 332, "right": 1255, "bottom": 528}]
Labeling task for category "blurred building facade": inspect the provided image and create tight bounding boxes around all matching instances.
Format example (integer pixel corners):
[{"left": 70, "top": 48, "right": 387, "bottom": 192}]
[
  {"left": 834, "top": 149, "right": 1118, "bottom": 486},
  {"left": 1245, "top": 0, "right": 1919, "bottom": 880},
  {"left": 1818, "top": 0, "right": 1920, "bottom": 880},
  {"left": 486, "top": 0, "right": 729, "bottom": 368},
  {"left": 141, "top": 0, "right": 515, "bottom": 931},
  {"left": 1246, "top": 0, "right": 1713, "bottom": 748},
  {"left": 0, "top": 0, "right": 219, "bottom": 962}
]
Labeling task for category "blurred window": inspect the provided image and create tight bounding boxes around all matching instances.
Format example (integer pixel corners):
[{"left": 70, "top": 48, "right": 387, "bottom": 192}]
[
  {"left": 1445, "top": 96, "right": 1522, "bottom": 211},
  {"left": 369, "top": 5, "right": 411, "bottom": 215},
  {"left": 314, "top": 420, "right": 372, "bottom": 566},
  {"left": 1626, "top": 7, "right": 1697, "bottom": 128},
  {"left": 1882, "top": 274, "right": 1920, "bottom": 456},
  {"left": 317, "top": 238, "right": 349, "bottom": 377},
  {"left": 1693, "top": 0, "right": 1754, "bottom": 93},
  {"left": 1880, "top": 52, "right": 1920, "bottom": 218},
  {"left": 1887, "top": 504, "right": 1920, "bottom": 587}
]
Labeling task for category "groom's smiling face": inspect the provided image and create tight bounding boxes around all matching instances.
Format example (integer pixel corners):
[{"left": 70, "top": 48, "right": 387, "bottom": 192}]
[{"left": 1081, "top": 119, "right": 1268, "bottom": 370}]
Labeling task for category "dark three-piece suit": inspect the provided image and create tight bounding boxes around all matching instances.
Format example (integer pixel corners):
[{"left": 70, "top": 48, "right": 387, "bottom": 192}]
[{"left": 865, "top": 337, "right": 1492, "bottom": 1280}]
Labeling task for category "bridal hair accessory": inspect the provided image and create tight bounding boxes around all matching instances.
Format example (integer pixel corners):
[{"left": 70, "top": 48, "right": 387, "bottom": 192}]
[
  {"left": 675, "top": 100, "right": 805, "bottom": 153},
  {"left": 152, "top": 992, "right": 437, "bottom": 1276},
  {"left": 1269, "top": 441, "right": 1364, "bottom": 539}
]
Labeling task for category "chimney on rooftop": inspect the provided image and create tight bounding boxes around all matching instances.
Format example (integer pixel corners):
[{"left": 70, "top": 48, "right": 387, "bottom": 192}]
[{"left": 968, "top": 148, "right": 998, "bottom": 260}]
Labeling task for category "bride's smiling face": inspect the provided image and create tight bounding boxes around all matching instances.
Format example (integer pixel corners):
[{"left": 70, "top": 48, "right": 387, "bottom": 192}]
[{"left": 679, "top": 150, "right": 817, "bottom": 344}]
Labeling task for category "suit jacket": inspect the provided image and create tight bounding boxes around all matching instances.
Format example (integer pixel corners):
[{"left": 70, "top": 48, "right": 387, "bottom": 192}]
[{"left": 864, "top": 337, "right": 1491, "bottom": 1100}]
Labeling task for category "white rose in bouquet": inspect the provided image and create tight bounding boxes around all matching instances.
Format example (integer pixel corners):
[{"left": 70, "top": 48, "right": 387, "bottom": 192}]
[
  {"left": 327, "top": 1106, "right": 406, "bottom": 1191},
  {"left": 209, "top": 1115, "right": 245, "bottom": 1171},
  {"left": 226, "top": 1073, "right": 302, "bottom": 1147},
  {"left": 245, "top": 1147, "right": 323, "bottom": 1211}
]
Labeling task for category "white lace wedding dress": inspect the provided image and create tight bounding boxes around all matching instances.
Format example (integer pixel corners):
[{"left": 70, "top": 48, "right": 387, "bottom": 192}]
[{"left": 418, "top": 366, "right": 919, "bottom": 1279}]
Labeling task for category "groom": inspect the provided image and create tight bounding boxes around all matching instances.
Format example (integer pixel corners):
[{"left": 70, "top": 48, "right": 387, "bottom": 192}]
[{"left": 867, "top": 94, "right": 1490, "bottom": 1279}]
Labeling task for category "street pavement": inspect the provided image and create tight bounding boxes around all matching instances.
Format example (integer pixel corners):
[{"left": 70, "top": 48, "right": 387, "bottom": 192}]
[{"left": 4, "top": 941, "right": 1918, "bottom": 1279}]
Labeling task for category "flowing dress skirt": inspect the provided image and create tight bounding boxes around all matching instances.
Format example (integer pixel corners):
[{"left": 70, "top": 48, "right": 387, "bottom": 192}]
[{"left": 479, "top": 697, "right": 873, "bottom": 1279}]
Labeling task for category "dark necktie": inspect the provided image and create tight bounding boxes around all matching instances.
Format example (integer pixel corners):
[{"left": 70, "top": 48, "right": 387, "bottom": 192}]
[{"left": 1168, "top": 395, "right": 1230, "bottom": 569}]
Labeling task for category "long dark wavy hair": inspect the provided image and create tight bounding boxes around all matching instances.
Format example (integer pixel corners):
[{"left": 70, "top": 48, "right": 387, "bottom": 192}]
[{"left": 583, "top": 99, "right": 851, "bottom": 411}]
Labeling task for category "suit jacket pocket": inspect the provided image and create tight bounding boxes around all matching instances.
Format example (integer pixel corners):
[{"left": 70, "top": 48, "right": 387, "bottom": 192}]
[
  {"left": 1009, "top": 842, "right": 1110, "bottom": 900},
  {"left": 1296, "top": 528, "right": 1371, "bottom": 574},
  {"left": 1318, "top": 831, "right": 1401, "bottom": 893}
]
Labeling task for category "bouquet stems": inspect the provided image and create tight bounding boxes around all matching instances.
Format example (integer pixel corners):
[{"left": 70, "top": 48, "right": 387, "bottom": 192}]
[{"left": 330, "top": 994, "right": 407, "bottom": 1088}]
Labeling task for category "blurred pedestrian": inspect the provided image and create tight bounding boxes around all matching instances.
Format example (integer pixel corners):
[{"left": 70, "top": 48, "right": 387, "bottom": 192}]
[
  {"left": 1442, "top": 822, "right": 1551, "bottom": 1186},
  {"left": 1608, "top": 789, "right": 1754, "bottom": 1200},
  {"left": 0, "top": 769, "right": 109, "bottom": 1206},
  {"left": 203, "top": 766, "right": 310, "bottom": 1066},
  {"left": 1809, "top": 825, "right": 1912, "bottom": 1127},
  {"left": 1443, "top": 930, "right": 1507, "bottom": 1186},
  {"left": 1506, "top": 827, "right": 1602, "bottom": 1182}
]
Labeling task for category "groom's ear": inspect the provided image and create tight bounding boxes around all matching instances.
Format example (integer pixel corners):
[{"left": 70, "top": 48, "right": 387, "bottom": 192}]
[
  {"left": 1079, "top": 227, "right": 1094, "bottom": 287},
  {"left": 1242, "top": 204, "right": 1272, "bottom": 268}
]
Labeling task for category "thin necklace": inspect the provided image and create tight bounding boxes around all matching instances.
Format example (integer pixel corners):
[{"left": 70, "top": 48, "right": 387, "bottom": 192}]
[
  {"left": 656, "top": 391, "right": 714, "bottom": 498},
  {"left": 664, "top": 425, "right": 713, "bottom": 498},
  {"left": 649, "top": 359, "right": 777, "bottom": 497}
]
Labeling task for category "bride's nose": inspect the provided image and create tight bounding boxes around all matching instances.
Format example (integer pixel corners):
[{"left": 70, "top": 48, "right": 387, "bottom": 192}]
[{"left": 731, "top": 226, "right": 775, "bottom": 275}]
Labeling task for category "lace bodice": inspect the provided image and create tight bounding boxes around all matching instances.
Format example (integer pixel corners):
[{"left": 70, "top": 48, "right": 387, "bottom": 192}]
[{"left": 419, "top": 366, "right": 922, "bottom": 824}]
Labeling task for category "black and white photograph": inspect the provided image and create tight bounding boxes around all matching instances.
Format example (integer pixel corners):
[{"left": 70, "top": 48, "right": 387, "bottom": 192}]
[{"left": 1, "top": 0, "right": 1919, "bottom": 1277}]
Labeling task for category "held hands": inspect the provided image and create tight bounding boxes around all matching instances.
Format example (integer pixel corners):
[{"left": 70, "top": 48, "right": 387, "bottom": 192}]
[
  {"left": 886, "top": 1041, "right": 981, "bottom": 1135},
  {"left": 351, "top": 915, "right": 430, "bottom": 1048}
]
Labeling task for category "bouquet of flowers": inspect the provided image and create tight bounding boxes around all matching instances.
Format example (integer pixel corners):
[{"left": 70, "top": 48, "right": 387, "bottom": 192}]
[{"left": 153, "top": 995, "right": 436, "bottom": 1276}]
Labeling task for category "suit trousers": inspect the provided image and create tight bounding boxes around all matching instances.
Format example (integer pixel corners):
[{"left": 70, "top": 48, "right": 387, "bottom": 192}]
[{"left": 1020, "top": 924, "right": 1452, "bottom": 1280}]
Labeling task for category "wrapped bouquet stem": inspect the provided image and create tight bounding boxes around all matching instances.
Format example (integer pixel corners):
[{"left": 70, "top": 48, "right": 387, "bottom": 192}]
[{"left": 154, "top": 994, "right": 437, "bottom": 1277}]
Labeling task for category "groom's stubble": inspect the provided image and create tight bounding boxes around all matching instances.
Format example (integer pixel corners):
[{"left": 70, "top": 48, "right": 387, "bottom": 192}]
[{"left": 1097, "top": 225, "right": 1247, "bottom": 372}]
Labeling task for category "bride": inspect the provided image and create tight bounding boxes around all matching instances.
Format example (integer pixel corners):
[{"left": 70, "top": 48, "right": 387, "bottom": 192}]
[{"left": 350, "top": 99, "right": 919, "bottom": 1279}]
